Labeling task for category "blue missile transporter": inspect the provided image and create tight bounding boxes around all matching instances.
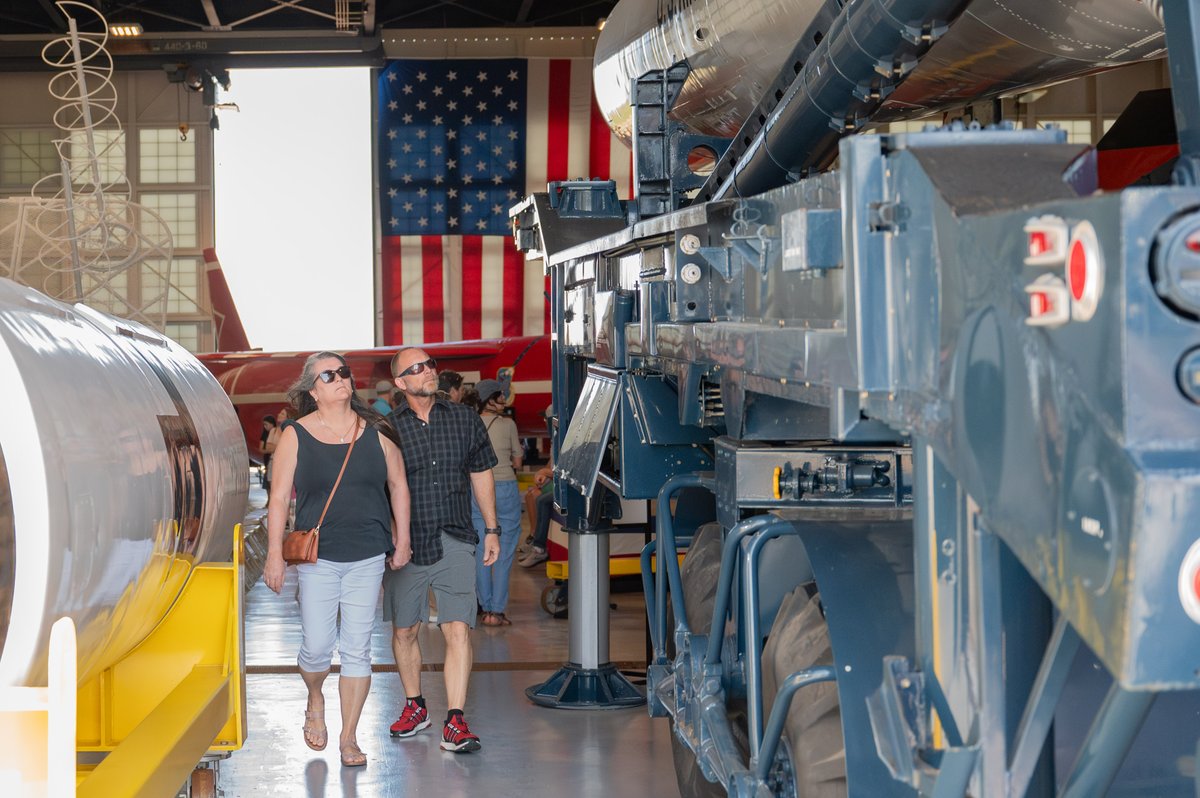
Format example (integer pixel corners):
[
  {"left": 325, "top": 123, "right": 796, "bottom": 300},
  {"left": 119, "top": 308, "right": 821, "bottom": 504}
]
[{"left": 511, "top": 2, "right": 1200, "bottom": 796}]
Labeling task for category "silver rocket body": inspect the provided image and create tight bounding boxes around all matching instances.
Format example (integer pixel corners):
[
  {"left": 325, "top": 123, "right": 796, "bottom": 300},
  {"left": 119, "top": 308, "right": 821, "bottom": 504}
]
[
  {"left": 0, "top": 277, "right": 248, "bottom": 687},
  {"left": 595, "top": 0, "right": 1166, "bottom": 145}
]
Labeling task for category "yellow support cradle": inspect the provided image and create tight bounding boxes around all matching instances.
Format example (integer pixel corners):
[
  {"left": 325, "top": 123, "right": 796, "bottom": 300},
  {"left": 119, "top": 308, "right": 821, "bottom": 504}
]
[
  {"left": 0, "top": 524, "right": 247, "bottom": 798},
  {"left": 77, "top": 523, "right": 247, "bottom": 797}
]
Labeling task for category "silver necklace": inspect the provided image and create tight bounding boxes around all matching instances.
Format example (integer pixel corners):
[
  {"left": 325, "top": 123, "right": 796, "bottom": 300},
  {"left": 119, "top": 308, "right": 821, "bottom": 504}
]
[{"left": 317, "top": 412, "right": 357, "bottom": 443}]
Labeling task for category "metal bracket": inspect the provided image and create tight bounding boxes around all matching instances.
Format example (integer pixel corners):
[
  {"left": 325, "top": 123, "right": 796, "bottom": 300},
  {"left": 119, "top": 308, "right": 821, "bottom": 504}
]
[
  {"left": 696, "top": 245, "right": 734, "bottom": 281},
  {"left": 867, "top": 656, "right": 928, "bottom": 786},
  {"left": 547, "top": 179, "right": 625, "bottom": 218},
  {"left": 867, "top": 656, "right": 984, "bottom": 795},
  {"left": 632, "top": 61, "right": 731, "bottom": 219},
  {"left": 869, "top": 200, "right": 909, "bottom": 232}
]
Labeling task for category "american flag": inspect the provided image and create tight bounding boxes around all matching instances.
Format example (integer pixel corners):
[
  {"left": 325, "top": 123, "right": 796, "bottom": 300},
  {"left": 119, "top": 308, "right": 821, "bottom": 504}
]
[{"left": 377, "top": 58, "right": 632, "bottom": 345}]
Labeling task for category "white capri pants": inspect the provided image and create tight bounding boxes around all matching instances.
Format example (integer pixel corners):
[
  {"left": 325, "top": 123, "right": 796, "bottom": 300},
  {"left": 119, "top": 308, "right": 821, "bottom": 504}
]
[{"left": 296, "top": 554, "right": 385, "bottom": 678}]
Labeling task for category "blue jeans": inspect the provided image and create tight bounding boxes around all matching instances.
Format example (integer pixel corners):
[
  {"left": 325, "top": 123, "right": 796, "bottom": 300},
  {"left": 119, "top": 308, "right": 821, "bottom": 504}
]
[
  {"left": 471, "top": 479, "right": 522, "bottom": 613},
  {"left": 532, "top": 490, "right": 554, "bottom": 548}
]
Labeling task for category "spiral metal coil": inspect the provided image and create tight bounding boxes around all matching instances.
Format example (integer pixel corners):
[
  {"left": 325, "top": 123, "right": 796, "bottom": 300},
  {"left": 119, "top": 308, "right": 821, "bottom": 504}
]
[{"left": 0, "top": 1, "right": 177, "bottom": 329}]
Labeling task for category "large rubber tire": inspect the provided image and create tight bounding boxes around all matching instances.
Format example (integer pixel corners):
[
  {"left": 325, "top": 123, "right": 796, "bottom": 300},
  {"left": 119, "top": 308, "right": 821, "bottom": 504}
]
[
  {"left": 761, "top": 586, "right": 847, "bottom": 797},
  {"left": 670, "top": 522, "right": 737, "bottom": 798},
  {"left": 678, "top": 521, "right": 725, "bottom": 634}
]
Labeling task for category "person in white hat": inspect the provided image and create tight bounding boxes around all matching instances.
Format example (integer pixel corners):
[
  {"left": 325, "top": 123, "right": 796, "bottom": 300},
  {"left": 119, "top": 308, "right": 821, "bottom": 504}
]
[{"left": 372, "top": 379, "right": 394, "bottom": 415}]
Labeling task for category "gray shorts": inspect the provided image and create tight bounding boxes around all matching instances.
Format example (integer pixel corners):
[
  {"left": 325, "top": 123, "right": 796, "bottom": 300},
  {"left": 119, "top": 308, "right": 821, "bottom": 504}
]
[{"left": 384, "top": 533, "right": 477, "bottom": 629}]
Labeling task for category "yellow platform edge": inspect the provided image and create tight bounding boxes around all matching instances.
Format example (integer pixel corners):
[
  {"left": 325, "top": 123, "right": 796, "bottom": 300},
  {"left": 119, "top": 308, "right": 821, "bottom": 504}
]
[{"left": 545, "top": 552, "right": 684, "bottom": 581}]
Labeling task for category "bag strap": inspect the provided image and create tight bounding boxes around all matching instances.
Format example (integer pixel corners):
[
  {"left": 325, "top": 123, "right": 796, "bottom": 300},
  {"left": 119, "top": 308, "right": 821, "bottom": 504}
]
[{"left": 313, "top": 419, "right": 359, "bottom": 531}]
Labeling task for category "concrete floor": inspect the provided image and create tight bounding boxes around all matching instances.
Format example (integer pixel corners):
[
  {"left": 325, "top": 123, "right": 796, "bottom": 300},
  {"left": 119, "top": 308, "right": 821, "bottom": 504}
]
[{"left": 217, "top": 482, "right": 682, "bottom": 797}]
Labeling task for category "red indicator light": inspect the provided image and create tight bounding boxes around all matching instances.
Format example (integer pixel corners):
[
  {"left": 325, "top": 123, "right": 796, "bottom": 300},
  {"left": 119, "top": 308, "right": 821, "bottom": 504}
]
[
  {"left": 1030, "top": 292, "right": 1050, "bottom": 316},
  {"left": 1069, "top": 239, "right": 1088, "bottom": 302},
  {"left": 1180, "top": 538, "right": 1200, "bottom": 624},
  {"left": 1024, "top": 275, "right": 1070, "bottom": 327},
  {"left": 1187, "top": 232, "right": 1200, "bottom": 254},
  {"left": 1029, "top": 231, "right": 1051, "bottom": 258},
  {"left": 1023, "top": 217, "right": 1069, "bottom": 266}
]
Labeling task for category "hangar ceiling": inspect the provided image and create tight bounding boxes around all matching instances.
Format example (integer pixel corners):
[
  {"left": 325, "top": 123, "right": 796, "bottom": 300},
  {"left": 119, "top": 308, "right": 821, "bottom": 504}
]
[
  {"left": 0, "top": 1, "right": 617, "bottom": 69},
  {"left": 0, "top": 1, "right": 616, "bottom": 33}
]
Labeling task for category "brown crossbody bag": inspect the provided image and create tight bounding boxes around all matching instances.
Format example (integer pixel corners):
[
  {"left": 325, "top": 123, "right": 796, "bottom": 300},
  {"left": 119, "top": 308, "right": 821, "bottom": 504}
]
[{"left": 282, "top": 421, "right": 358, "bottom": 566}]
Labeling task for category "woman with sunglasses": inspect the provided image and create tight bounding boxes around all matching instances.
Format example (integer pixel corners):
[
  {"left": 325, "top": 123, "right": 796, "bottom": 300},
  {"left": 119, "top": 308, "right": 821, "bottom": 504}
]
[{"left": 262, "top": 352, "right": 412, "bottom": 768}]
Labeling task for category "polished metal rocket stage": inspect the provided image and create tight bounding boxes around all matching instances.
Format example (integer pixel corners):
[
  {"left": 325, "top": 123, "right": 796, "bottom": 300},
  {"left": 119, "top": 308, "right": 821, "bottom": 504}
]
[
  {"left": 595, "top": 0, "right": 1165, "bottom": 145},
  {"left": 0, "top": 277, "right": 248, "bottom": 689}
]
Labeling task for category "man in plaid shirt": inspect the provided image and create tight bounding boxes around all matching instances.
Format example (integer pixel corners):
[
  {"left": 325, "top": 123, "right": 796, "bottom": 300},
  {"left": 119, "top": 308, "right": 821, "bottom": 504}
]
[{"left": 384, "top": 347, "right": 500, "bottom": 753}]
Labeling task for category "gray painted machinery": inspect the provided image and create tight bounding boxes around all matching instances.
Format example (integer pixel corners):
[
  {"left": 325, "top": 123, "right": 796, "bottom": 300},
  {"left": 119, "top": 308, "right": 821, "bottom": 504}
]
[{"left": 513, "top": 0, "right": 1200, "bottom": 795}]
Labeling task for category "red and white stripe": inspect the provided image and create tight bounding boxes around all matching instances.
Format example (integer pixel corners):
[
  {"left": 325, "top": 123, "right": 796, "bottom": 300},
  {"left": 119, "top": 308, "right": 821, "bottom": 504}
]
[{"left": 380, "top": 57, "right": 632, "bottom": 346}]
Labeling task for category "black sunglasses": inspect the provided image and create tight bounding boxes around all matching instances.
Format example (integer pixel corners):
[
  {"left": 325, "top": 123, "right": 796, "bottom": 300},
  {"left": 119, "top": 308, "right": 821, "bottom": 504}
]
[
  {"left": 316, "top": 365, "right": 352, "bottom": 384},
  {"left": 396, "top": 357, "right": 436, "bottom": 378}
]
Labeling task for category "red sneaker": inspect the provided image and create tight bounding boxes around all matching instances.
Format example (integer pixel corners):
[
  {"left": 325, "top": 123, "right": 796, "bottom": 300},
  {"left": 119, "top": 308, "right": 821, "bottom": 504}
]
[
  {"left": 389, "top": 699, "right": 431, "bottom": 738},
  {"left": 440, "top": 713, "right": 481, "bottom": 753}
]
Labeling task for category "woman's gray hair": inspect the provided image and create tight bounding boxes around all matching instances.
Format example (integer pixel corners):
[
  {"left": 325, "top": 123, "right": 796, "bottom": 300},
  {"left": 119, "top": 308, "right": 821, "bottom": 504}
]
[
  {"left": 286, "top": 351, "right": 346, "bottom": 416},
  {"left": 283, "top": 351, "right": 402, "bottom": 446}
]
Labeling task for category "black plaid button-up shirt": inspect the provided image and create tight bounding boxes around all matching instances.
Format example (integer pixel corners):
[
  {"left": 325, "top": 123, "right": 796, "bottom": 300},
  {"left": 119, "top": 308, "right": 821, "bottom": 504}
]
[{"left": 389, "top": 397, "right": 498, "bottom": 565}]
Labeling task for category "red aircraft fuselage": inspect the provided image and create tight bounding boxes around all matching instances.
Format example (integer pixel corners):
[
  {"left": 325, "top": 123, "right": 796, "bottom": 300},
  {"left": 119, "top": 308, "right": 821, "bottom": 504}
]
[{"left": 198, "top": 335, "right": 552, "bottom": 462}]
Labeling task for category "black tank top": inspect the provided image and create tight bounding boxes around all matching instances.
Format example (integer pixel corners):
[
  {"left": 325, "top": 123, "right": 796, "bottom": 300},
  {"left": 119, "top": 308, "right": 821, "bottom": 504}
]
[{"left": 287, "top": 419, "right": 392, "bottom": 562}]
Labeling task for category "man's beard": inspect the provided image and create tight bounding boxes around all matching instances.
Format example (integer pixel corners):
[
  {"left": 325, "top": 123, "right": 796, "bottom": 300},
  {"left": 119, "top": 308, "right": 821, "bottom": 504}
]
[{"left": 406, "top": 384, "right": 437, "bottom": 398}]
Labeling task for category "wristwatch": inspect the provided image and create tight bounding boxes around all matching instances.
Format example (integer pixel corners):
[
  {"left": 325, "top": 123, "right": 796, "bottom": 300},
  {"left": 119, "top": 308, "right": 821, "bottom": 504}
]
[{"left": 484, "top": 527, "right": 502, "bottom": 536}]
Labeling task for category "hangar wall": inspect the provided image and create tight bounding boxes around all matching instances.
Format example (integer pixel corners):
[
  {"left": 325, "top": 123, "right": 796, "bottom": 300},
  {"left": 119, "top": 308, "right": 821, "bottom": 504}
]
[
  {"left": 0, "top": 43, "right": 1171, "bottom": 356},
  {"left": 882, "top": 59, "right": 1170, "bottom": 142},
  {"left": 0, "top": 69, "right": 218, "bottom": 352}
]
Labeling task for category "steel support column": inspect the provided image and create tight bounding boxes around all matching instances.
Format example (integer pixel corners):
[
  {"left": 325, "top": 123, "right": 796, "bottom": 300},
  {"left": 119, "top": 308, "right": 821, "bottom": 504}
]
[
  {"left": 1007, "top": 616, "right": 1081, "bottom": 798},
  {"left": 1160, "top": 0, "right": 1200, "bottom": 183},
  {"left": 567, "top": 530, "right": 609, "bottom": 669},
  {"left": 913, "top": 442, "right": 970, "bottom": 749},
  {"left": 525, "top": 528, "right": 645, "bottom": 709},
  {"left": 1060, "top": 686, "right": 1156, "bottom": 798},
  {"left": 971, "top": 520, "right": 1008, "bottom": 796}
]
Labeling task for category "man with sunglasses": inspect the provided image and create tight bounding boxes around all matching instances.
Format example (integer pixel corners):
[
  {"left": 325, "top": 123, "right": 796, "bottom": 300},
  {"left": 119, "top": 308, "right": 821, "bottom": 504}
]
[{"left": 383, "top": 347, "right": 500, "bottom": 753}]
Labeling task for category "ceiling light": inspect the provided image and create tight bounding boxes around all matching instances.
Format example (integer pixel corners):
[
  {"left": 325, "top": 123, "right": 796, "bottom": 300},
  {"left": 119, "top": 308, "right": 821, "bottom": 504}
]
[{"left": 110, "top": 23, "right": 143, "bottom": 37}]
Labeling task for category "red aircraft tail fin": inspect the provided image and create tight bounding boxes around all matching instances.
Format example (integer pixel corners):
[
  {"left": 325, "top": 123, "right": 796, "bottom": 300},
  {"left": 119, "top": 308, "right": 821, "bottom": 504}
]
[
  {"left": 203, "top": 247, "right": 252, "bottom": 352},
  {"left": 1096, "top": 88, "right": 1179, "bottom": 190}
]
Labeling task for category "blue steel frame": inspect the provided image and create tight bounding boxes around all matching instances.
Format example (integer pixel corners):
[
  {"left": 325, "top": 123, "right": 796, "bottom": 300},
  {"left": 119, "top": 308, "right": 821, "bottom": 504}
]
[
  {"left": 740, "top": 524, "right": 808, "bottom": 757},
  {"left": 644, "top": 476, "right": 916, "bottom": 796},
  {"left": 517, "top": 1, "right": 1200, "bottom": 788},
  {"left": 1008, "top": 618, "right": 1080, "bottom": 798},
  {"left": 755, "top": 666, "right": 837, "bottom": 783},
  {"left": 1163, "top": 0, "right": 1200, "bottom": 184}
]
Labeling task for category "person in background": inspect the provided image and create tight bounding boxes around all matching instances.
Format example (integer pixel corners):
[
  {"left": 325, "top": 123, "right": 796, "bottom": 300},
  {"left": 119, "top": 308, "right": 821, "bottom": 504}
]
[
  {"left": 372, "top": 379, "right": 395, "bottom": 415},
  {"left": 385, "top": 348, "right": 500, "bottom": 753},
  {"left": 437, "top": 370, "right": 464, "bottom": 403},
  {"left": 470, "top": 379, "right": 523, "bottom": 626},
  {"left": 262, "top": 352, "right": 412, "bottom": 769},
  {"left": 260, "top": 414, "right": 277, "bottom": 493},
  {"left": 267, "top": 408, "right": 291, "bottom": 503},
  {"left": 517, "top": 463, "right": 554, "bottom": 568}
]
